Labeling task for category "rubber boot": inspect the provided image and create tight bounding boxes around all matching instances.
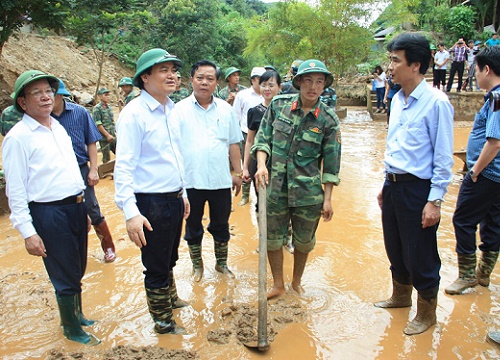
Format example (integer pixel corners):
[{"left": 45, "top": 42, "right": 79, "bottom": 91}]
[
  {"left": 94, "top": 220, "right": 116, "bottom": 263},
  {"left": 169, "top": 270, "right": 189, "bottom": 309},
  {"left": 56, "top": 294, "right": 101, "bottom": 345},
  {"left": 445, "top": 253, "right": 478, "bottom": 295},
  {"left": 403, "top": 294, "right": 437, "bottom": 336},
  {"left": 145, "top": 287, "right": 185, "bottom": 334},
  {"left": 238, "top": 181, "right": 250, "bottom": 206},
  {"left": 374, "top": 279, "right": 412, "bottom": 308},
  {"left": 76, "top": 293, "right": 96, "bottom": 326},
  {"left": 214, "top": 240, "right": 235, "bottom": 278},
  {"left": 188, "top": 244, "right": 204, "bottom": 282},
  {"left": 477, "top": 250, "right": 499, "bottom": 287}
]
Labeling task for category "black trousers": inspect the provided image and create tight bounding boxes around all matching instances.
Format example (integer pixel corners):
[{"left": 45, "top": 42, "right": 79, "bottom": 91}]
[
  {"left": 184, "top": 188, "right": 231, "bottom": 245},
  {"left": 447, "top": 61, "right": 465, "bottom": 91},
  {"left": 135, "top": 193, "right": 184, "bottom": 289},
  {"left": 80, "top": 164, "right": 104, "bottom": 225},
  {"left": 453, "top": 173, "right": 500, "bottom": 254},
  {"left": 29, "top": 201, "right": 88, "bottom": 296},
  {"left": 433, "top": 69, "right": 446, "bottom": 88},
  {"left": 381, "top": 178, "right": 440, "bottom": 298}
]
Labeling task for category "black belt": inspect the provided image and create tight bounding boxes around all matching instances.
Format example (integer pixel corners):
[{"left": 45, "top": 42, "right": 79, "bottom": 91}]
[
  {"left": 386, "top": 173, "right": 419, "bottom": 182},
  {"left": 453, "top": 61, "right": 464, "bottom": 63},
  {"left": 31, "top": 192, "right": 85, "bottom": 205},
  {"left": 135, "top": 190, "right": 183, "bottom": 199}
]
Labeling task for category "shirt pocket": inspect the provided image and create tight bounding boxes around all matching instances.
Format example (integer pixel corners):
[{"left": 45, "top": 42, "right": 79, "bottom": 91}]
[
  {"left": 272, "top": 118, "right": 293, "bottom": 153},
  {"left": 214, "top": 120, "right": 229, "bottom": 142},
  {"left": 297, "top": 130, "right": 322, "bottom": 158}
]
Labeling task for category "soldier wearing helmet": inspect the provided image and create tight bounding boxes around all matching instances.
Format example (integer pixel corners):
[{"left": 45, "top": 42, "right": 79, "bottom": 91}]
[
  {"left": 118, "top": 77, "right": 137, "bottom": 106},
  {"left": 280, "top": 59, "right": 303, "bottom": 94},
  {"left": 219, "top": 66, "right": 246, "bottom": 105},
  {"left": 252, "top": 59, "right": 341, "bottom": 299}
]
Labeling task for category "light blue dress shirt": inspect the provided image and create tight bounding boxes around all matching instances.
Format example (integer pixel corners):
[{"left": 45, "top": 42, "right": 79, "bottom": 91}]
[
  {"left": 172, "top": 94, "right": 243, "bottom": 190},
  {"left": 114, "top": 91, "right": 185, "bottom": 220},
  {"left": 384, "top": 79, "right": 455, "bottom": 201}
]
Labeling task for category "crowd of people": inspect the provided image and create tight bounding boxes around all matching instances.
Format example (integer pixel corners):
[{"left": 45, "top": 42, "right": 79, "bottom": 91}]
[{"left": 1, "top": 32, "right": 500, "bottom": 347}]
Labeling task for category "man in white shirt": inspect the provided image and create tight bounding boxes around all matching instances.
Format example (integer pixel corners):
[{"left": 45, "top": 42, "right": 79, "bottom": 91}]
[
  {"left": 233, "top": 66, "right": 265, "bottom": 206},
  {"left": 2, "top": 70, "right": 100, "bottom": 345},
  {"left": 114, "top": 48, "right": 190, "bottom": 335},
  {"left": 433, "top": 42, "right": 449, "bottom": 90},
  {"left": 172, "top": 59, "right": 243, "bottom": 282}
]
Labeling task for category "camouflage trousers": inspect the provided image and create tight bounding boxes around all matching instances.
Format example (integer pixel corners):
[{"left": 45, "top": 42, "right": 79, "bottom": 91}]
[
  {"left": 99, "top": 139, "right": 116, "bottom": 164},
  {"left": 267, "top": 199, "right": 322, "bottom": 253}
]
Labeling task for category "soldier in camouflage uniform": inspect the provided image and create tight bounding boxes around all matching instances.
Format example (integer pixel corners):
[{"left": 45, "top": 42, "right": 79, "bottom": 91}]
[
  {"left": 118, "top": 77, "right": 137, "bottom": 106},
  {"left": 280, "top": 59, "right": 302, "bottom": 95},
  {"left": 170, "top": 72, "right": 190, "bottom": 103},
  {"left": 92, "top": 88, "right": 116, "bottom": 163},
  {"left": 0, "top": 104, "right": 23, "bottom": 136},
  {"left": 252, "top": 59, "right": 341, "bottom": 299},
  {"left": 219, "top": 67, "right": 246, "bottom": 105}
]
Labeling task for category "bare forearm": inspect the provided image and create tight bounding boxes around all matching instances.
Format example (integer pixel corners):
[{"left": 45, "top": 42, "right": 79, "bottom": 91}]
[
  {"left": 229, "top": 143, "right": 242, "bottom": 173},
  {"left": 471, "top": 138, "right": 500, "bottom": 174},
  {"left": 87, "top": 142, "right": 98, "bottom": 171}
]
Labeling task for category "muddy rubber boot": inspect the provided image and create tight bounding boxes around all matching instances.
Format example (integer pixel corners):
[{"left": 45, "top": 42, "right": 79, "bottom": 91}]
[
  {"left": 214, "top": 240, "right": 235, "bottom": 278},
  {"left": 445, "top": 253, "right": 478, "bottom": 295},
  {"left": 169, "top": 270, "right": 189, "bottom": 309},
  {"left": 188, "top": 244, "right": 204, "bottom": 282},
  {"left": 56, "top": 294, "right": 101, "bottom": 345},
  {"left": 76, "top": 293, "right": 96, "bottom": 326},
  {"left": 477, "top": 251, "right": 499, "bottom": 287},
  {"left": 403, "top": 294, "right": 437, "bottom": 336},
  {"left": 94, "top": 220, "right": 116, "bottom": 263},
  {"left": 145, "top": 287, "right": 186, "bottom": 335},
  {"left": 238, "top": 182, "right": 250, "bottom": 206},
  {"left": 374, "top": 279, "right": 412, "bottom": 308}
]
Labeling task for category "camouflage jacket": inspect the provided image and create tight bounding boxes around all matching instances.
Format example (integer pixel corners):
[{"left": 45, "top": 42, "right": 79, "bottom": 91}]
[
  {"left": 252, "top": 94, "right": 341, "bottom": 206},
  {"left": 0, "top": 105, "right": 23, "bottom": 136},
  {"left": 124, "top": 90, "right": 138, "bottom": 106},
  {"left": 170, "top": 88, "right": 190, "bottom": 103},
  {"left": 218, "top": 84, "right": 246, "bottom": 101},
  {"left": 92, "top": 102, "right": 115, "bottom": 135},
  {"left": 279, "top": 81, "right": 299, "bottom": 95}
]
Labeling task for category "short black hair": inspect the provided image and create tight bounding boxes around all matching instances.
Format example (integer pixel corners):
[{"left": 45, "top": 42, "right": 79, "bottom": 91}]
[
  {"left": 475, "top": 46, "right": 500, "bottom": 76},
  {"left": 136, "top": 68, "right": 152, "bottom": 90},
  {"left": 387, "top": 33, "right": 431, "bottom": 75},
  {"left": 190, "top": 60, "right": 217, "bottom": 78},
  {"left": 259, "top": 70, "right": 281, "bottom": 86}
]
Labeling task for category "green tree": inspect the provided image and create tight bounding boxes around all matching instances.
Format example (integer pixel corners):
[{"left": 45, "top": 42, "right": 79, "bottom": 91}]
[
  {"left": 0, "top": 0, "right": 69, "bottom": 57},
  {"left": 443, "top": 5, "right": 476, "bottom": 39}
]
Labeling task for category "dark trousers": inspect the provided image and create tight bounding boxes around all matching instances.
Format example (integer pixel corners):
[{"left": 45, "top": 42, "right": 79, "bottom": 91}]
[
  {"left": 29, "top": 201, "right": 88, "bottom": 296},
  {"left": 447, "top": 61, "right": 465, "bottom": 91},
  {"left": 382, "top": 178, "right": 441, "bottom": 297},
  {"left": 135, "top": 193, "right": 184, "bottom": 289},
  {"left": 453, "top": 173, "right": 500, "bottom": 254},
  {"left": 80, "top": 164, "right": 104, "bottom": 225},
  {"left": 375, "top": 87, "right": 386, "bottom": 109},
  {"left": 434, "top": 69, "right": 447, "bottom": 88},
  {"left": 184, "top": 188, "right": 231, "bottom": 245}
]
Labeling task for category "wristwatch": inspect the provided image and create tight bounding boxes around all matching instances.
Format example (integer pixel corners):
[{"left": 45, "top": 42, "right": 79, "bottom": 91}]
[
  {"left": 430, "top": 199, "right": 442, "bottom": 207},
  {"left": 469, "top": 169, "right": 478, "bottom": 180},
  {"left": 234, "top": 172, "right": 243, "bottom": 178}
]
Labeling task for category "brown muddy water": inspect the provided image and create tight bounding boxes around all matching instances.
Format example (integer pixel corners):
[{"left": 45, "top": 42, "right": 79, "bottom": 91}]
[{"left": 1, "top": 107, "right": 500, "bottom": 359}]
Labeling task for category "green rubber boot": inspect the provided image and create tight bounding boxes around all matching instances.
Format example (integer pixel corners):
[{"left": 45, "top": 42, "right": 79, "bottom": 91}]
[
  {"left": 477, "top": 251, "right": 499, "bottom": 287},
  {"left": 445, "top": 253, "right": 478, "bottom": 295},
  {"left": 56, "top": 294, "right": 101, "bottom": 345},
  {"left": 188, "top": 243, "right": 204, "bottom": 282},
  {"left": 214, "top": 240, "right": 235, "bottom": 278},
  {"left": 76, "top": 293, "right": 96, "bottom": 326},
  {"left": 238, "top": 182, "right": 250, "bottom": 206},
  {"left": 145, "top": 287, "right": 185, "bottom": 334},
  {"left": 169, "top": 270, "right": 189, "bottom": 309}
]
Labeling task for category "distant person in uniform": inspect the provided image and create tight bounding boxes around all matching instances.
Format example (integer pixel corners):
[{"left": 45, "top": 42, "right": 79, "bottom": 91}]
[
  {"left": 280, "top": 59, "right": 302, "bottom": 95},
  {"left": 252, "top": 59, "right": 341, "bottom": 299},
  {"left": 118, "top": 77, "right": 137, "bottom": 106},
  {"left": 0, "top": 104, "right": 23, "bottom": 136},
  {"left": 170, "top": 72, "right": 190, "bottom": 103},
  {"left": 93, "top": 87, "right": 115, "bottom": 163},
  {"left": 3, "top": 70, "right": 100, "bottom": 345},
  {"left": 219, "top": 67, "right": 246, "bottom": 105}
]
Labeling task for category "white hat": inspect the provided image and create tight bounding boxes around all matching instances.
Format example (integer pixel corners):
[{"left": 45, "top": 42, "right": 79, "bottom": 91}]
[{"left": 250, "top": 67, "right": 266, "bottom": 78}]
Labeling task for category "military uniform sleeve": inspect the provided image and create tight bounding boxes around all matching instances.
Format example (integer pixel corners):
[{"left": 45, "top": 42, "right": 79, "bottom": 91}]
[
  {"left": 321, "top": 111, "right": 342, "bottom": 185},
  {"left": 92, "top": 105, "right": 103, "bottom": 127},
  {"left": 251, "top": 101, "right": 275, "bottom": 158}
]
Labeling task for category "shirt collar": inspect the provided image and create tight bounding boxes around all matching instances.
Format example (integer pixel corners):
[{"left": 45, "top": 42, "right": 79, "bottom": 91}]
[
  {"left": 141, "top": 90, "right": 174, "bottom": 112},
  {"left": 399, "top": 78, "right": 427, "bottom": 103},
  {"left": 190, "top": 93, "right": 216, "bottom": 110},
  {"left": 291, "top": 97, "right": 321, "bottom": 119},
  {"left": 22, "top": 113, "right": 59, "bottom": 130}
]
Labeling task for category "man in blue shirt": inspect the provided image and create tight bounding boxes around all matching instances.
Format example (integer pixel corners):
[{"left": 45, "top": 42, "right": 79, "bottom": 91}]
[
  {"left": 52, "top": 80, "right": 117, "bottom": 263},
  {"left": 171, "top": 60, "right": 243, "bottom": 282},
  {"left": 374, "top": 33, "right": 454, "bottom": 336},
  {"left": 445, "top": 46, "right": 500, "bottom": 298}
]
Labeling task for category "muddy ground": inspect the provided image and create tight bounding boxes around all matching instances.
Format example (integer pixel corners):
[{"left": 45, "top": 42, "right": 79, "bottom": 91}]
[{"left": 1, "top": 109, "right": 500, "bottom": 359}]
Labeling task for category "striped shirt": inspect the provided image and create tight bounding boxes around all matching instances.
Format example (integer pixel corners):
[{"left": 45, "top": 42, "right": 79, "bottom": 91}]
[
  {"left": 453, "top": 45, "right": 466, "bottom": 62},
  {"left": 52, "top": 100, "right": 102, "bottom": 165},
  {"left": 466, "top": 85, "right": 500, "bottom": 183}
]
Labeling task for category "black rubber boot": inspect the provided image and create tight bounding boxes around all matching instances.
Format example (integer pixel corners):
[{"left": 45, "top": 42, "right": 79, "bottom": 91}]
[{"left": 56, "top": 294, "right": 101, "bottom": 345}]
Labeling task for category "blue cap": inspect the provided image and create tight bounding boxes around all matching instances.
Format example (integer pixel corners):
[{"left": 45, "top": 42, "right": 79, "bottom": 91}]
[
  {"left": 474, "top": 40, "right": 482, "bottom": 46},
  {"left": 57, "top": 79, "right": 71, "bottom": 96}
]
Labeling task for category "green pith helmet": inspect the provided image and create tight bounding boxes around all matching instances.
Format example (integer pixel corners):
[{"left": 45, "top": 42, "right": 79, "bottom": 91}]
[
  {"left": 118, "top": 77, "right": 133, "bottom": 86},
  {"left": 292, "top": 59, "right": 334, "bottom": 90},
  {"left": 430, "top": 44, "right": 437, "bottom": 50},
  {"left": 12, "top": 70, "right": 59, "bottom": 112},
  {"left": 224, "top": 67, "right": 241, "bottom": 80},
  {"left": 133, "top": 48, "right": 182, "bottom": 87}
]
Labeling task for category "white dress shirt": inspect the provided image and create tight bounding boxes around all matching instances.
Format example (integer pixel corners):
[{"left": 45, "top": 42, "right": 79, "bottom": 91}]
[
  {"left": 171, "top": 94, "right": 243, "bottom": 190},
  {"left": 2, "top": 115, "right": 85, "bottom": 239},
  {"left": 114, "top": 90, "right": 185, "bottom": 220},
  {"left": 232, "top": 86, "right": 263, "bottom": 133}
]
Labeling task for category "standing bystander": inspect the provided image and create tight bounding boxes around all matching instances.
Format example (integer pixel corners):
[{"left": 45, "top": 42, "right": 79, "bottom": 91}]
[{"left": 93, "top": 87, "right": 116, "bottom": 163}]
